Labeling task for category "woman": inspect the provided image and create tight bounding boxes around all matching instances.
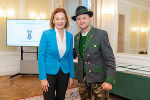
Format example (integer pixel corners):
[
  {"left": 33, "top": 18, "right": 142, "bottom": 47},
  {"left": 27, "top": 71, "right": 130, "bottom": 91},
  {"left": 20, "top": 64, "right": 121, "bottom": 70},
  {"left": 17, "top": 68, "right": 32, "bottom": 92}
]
[{"left": 38, "top": 8, "right": 74, "bottom": 100}]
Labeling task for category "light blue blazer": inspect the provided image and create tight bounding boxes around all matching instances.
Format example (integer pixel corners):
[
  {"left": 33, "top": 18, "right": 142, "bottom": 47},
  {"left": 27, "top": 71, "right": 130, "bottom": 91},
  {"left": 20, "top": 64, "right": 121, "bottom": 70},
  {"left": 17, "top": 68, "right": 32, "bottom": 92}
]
[{"left": 38, "top": 29, "right": 74, "bottom": 80}]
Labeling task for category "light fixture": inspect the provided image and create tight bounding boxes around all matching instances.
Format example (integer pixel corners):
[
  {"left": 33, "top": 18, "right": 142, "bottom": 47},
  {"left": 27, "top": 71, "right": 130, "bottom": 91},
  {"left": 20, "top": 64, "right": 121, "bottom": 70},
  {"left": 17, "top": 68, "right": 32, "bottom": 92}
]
[
  {"left": 131, "top": 27, "right": 139, "bottom": 32},
  {"left": 29, "top": 12, "right": 46, "bottom": 19},
  {"left": 39, "top": 13, "right": 46, "bottom": 19},
  {"left": 140, "top": 27, "right": 148, "bottom": 33},
  {"left": 29, "top": 12, "right": 36, "bottom": 19},
  {"left": 0, "top": 8, "right": 15, "bottom": 19},
  {"left": 131, "top": 27, "right": 148, "bottom": 32},
  {"left": 0, "top": 8, "right": 5, "bottom": 17},
  {"left": 7, "top": 9, "right": 15, "bottom": 17},
  {"left": 102, "top": 4, "right": 114, "bottom": 15}
]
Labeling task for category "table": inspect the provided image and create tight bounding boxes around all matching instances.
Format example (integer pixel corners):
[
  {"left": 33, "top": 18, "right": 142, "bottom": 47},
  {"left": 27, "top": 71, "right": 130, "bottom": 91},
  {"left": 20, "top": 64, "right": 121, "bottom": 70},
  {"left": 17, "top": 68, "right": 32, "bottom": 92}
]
[
  {"left": 110, "top": 66, "right": 150, "bottom": 100},
  {"left": 74, "top": 62, "right": 150, "bottom": 100}
]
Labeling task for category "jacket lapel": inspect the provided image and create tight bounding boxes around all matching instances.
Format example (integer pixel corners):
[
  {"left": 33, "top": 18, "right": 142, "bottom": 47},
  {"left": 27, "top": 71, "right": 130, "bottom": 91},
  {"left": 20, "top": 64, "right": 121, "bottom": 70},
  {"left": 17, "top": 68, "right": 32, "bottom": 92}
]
[
  {"left": 63, "top": 31, "right": 69, "bottom": 58},
  {"left": 60, "top": 31, "right": 69, "bottom": 60},
  {"left": 52, "top": 29, "right": 60, "bottom": 59},
  {"left": 75, "top": 33, "right": 80, "bottom": 54},
  {"left": 84, "top": 26, "right": 94, "bottom": 52}
]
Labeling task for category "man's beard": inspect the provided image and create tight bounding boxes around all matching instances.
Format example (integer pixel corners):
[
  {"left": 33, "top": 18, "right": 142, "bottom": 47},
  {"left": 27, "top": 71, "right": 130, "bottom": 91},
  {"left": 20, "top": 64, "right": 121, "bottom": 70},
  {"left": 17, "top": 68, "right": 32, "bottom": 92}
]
[{"left": 80, "top": 24, "right": 89, "bottom": 30}]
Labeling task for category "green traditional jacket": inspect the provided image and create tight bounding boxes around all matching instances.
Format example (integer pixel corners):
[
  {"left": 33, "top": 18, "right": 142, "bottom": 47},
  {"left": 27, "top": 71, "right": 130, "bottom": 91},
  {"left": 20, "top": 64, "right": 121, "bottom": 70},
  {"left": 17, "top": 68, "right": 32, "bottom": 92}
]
[
  {"left": 78, "top": 26, "right": 94, "bottom": 74},
  {"left": 74, "top": 26, "right": 116, "bottom": 84}
]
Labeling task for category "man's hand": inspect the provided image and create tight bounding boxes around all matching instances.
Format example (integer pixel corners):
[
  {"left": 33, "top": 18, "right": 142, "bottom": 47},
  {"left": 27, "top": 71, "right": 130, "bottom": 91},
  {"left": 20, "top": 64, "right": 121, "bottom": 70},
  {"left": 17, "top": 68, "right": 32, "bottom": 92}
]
[
  {"left": 102, "top": 82, "right": 112, "bottom": 90},
  {"left": 41, "top": 79, "right": 49, "bottom": 93}
]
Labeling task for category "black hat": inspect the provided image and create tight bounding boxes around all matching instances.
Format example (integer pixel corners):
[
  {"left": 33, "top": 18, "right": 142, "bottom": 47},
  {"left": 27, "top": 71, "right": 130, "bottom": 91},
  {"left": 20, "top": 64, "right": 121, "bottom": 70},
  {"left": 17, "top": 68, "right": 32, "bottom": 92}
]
[{"left": 71, "top": 6, "right": 93, "bottom": 21}]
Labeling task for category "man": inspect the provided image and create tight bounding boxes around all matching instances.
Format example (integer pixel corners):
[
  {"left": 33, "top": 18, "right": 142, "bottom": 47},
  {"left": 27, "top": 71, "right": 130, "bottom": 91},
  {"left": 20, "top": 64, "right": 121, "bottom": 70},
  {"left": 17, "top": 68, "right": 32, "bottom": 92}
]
[{"left": 72, "top": 6, "right": 116, "bottom": 100}]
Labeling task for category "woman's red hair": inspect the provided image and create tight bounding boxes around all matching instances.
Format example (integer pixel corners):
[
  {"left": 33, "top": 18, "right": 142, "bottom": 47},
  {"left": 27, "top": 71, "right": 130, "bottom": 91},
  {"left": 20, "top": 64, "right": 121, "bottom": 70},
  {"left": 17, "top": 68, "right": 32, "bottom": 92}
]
[{"left": 50, "top": 8, "right": 69, "bottom": 29}]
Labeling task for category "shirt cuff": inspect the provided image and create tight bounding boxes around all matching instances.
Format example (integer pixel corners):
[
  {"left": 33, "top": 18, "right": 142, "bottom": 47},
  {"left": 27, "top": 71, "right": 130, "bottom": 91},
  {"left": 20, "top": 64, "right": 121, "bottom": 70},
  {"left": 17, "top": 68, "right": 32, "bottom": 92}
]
[{"left": 104, "top": 75, "right": 115, "bottom": 84}]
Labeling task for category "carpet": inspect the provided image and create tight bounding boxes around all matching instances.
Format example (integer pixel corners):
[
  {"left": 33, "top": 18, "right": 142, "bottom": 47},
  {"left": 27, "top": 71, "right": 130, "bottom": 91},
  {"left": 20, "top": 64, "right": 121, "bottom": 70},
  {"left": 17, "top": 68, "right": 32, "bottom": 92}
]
[{"left": 18, "top": 87, "right": 80, "bottom": 100}]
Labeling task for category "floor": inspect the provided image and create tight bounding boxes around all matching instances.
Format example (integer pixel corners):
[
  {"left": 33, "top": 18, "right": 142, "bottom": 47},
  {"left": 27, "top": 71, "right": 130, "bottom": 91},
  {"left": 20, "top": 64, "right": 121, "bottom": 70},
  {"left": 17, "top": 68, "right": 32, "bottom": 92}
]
[{"left": 0, "top": 75, "right": 129, "bottom": 100}]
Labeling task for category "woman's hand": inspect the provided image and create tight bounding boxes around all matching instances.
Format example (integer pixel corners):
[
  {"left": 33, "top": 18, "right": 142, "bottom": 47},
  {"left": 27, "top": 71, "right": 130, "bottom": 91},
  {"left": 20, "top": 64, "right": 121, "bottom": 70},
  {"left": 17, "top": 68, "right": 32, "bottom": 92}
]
[
  {"left": 68, "top": 78, "right": 74, "bottom": 86},
  {"left": 41, "top": 79, "right": 49, "bottom": 93}
]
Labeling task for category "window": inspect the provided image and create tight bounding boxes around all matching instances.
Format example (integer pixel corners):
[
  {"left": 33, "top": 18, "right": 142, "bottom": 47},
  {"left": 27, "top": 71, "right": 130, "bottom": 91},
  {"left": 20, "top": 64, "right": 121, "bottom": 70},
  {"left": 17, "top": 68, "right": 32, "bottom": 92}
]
[{"left": 82, "top": 0, "right": 91, "bottom": 9}]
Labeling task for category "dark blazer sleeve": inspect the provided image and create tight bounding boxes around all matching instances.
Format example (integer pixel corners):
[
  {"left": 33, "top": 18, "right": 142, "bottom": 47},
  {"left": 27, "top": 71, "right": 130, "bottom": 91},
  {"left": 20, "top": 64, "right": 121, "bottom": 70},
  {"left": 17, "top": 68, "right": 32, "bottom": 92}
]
[
  {"left": 73, "top": 48, "right": 77, "bottom": 59},
  {"left": 73, "top": 35, "right": 77, "bottom": 58},
  {"left": 100, "top": 30, "right": 116, "bottom": 84}
]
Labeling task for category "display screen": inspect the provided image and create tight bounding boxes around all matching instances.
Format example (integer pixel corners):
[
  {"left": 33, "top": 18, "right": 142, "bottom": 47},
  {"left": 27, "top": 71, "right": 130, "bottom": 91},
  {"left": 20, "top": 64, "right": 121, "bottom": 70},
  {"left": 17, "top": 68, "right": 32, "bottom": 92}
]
[{"left": 6, "top": 19, "right": 50, "bottom": 46}]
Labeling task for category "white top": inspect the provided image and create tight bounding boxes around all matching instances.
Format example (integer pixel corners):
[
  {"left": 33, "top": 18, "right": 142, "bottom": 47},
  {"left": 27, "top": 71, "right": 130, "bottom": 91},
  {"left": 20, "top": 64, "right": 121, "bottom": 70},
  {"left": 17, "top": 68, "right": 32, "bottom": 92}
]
[
  {"left": 82, "top": 31, "right": 88, "bottom": 36},
  {"left": 55, "top": 27, "right": 66, "bottom": 58}
]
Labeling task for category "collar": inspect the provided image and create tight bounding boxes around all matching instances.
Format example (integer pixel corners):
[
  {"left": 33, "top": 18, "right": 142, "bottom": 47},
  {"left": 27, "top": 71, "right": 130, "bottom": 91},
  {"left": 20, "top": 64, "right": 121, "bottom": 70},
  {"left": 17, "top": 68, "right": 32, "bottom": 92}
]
[
  {"left": 81, "top": 26, "right": 94, "bottom": 36},
  {"left": 54, "top": 27, "right": 66, "bottom": 35}
]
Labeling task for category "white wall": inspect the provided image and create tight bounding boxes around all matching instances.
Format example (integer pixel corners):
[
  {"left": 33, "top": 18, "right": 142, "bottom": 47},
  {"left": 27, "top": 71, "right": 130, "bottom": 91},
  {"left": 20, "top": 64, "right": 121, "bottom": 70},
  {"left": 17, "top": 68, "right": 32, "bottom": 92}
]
[
  {"left": 65, "top": 0, "right": 80, "bottom": 37},
  {"left": 100, "top": 0, "right": 150, "bottom": 67},
  {"left": 115, "top": 0, "right": 150, "bottom": 67},
  {"left": 0, "top": 0, "right": 56, "bottom": 76},
  {"left": 119, "top": 0, "right": 150, "bottom": 54},
  {"left": 0, "top": 51, "right": 20, "bottom": 76}
]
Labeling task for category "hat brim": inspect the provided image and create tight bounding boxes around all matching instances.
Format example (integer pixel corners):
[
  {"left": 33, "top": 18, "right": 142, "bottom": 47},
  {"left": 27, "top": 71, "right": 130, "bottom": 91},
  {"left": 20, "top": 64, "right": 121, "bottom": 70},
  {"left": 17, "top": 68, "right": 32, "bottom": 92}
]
[{"left": 71, "top": 11, "right": 93, "bottom": 21}]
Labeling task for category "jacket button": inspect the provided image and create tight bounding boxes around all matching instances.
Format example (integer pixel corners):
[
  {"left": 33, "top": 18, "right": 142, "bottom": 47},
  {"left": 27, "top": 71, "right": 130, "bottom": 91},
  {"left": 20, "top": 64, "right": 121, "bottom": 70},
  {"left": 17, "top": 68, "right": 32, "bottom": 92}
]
[
  {"left": 59, "top": 60, "right": 61, "bottom": 62},
  {"left": 88, "top": 62, "right": 90, "bottom": 64},
  {"left": 89, "top": 70, "right": 92, "bottom": 72}
]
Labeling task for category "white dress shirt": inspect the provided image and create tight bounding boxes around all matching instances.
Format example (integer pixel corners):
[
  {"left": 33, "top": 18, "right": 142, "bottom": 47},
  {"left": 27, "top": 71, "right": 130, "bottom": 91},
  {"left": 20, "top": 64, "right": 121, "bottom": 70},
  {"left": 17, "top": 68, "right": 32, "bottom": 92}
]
[
  {"left": 55, "top": 27, "right": 66, "bottom": 58},
  {"left": 82, "top": 31, "right": 88, "bottom": 36}
]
